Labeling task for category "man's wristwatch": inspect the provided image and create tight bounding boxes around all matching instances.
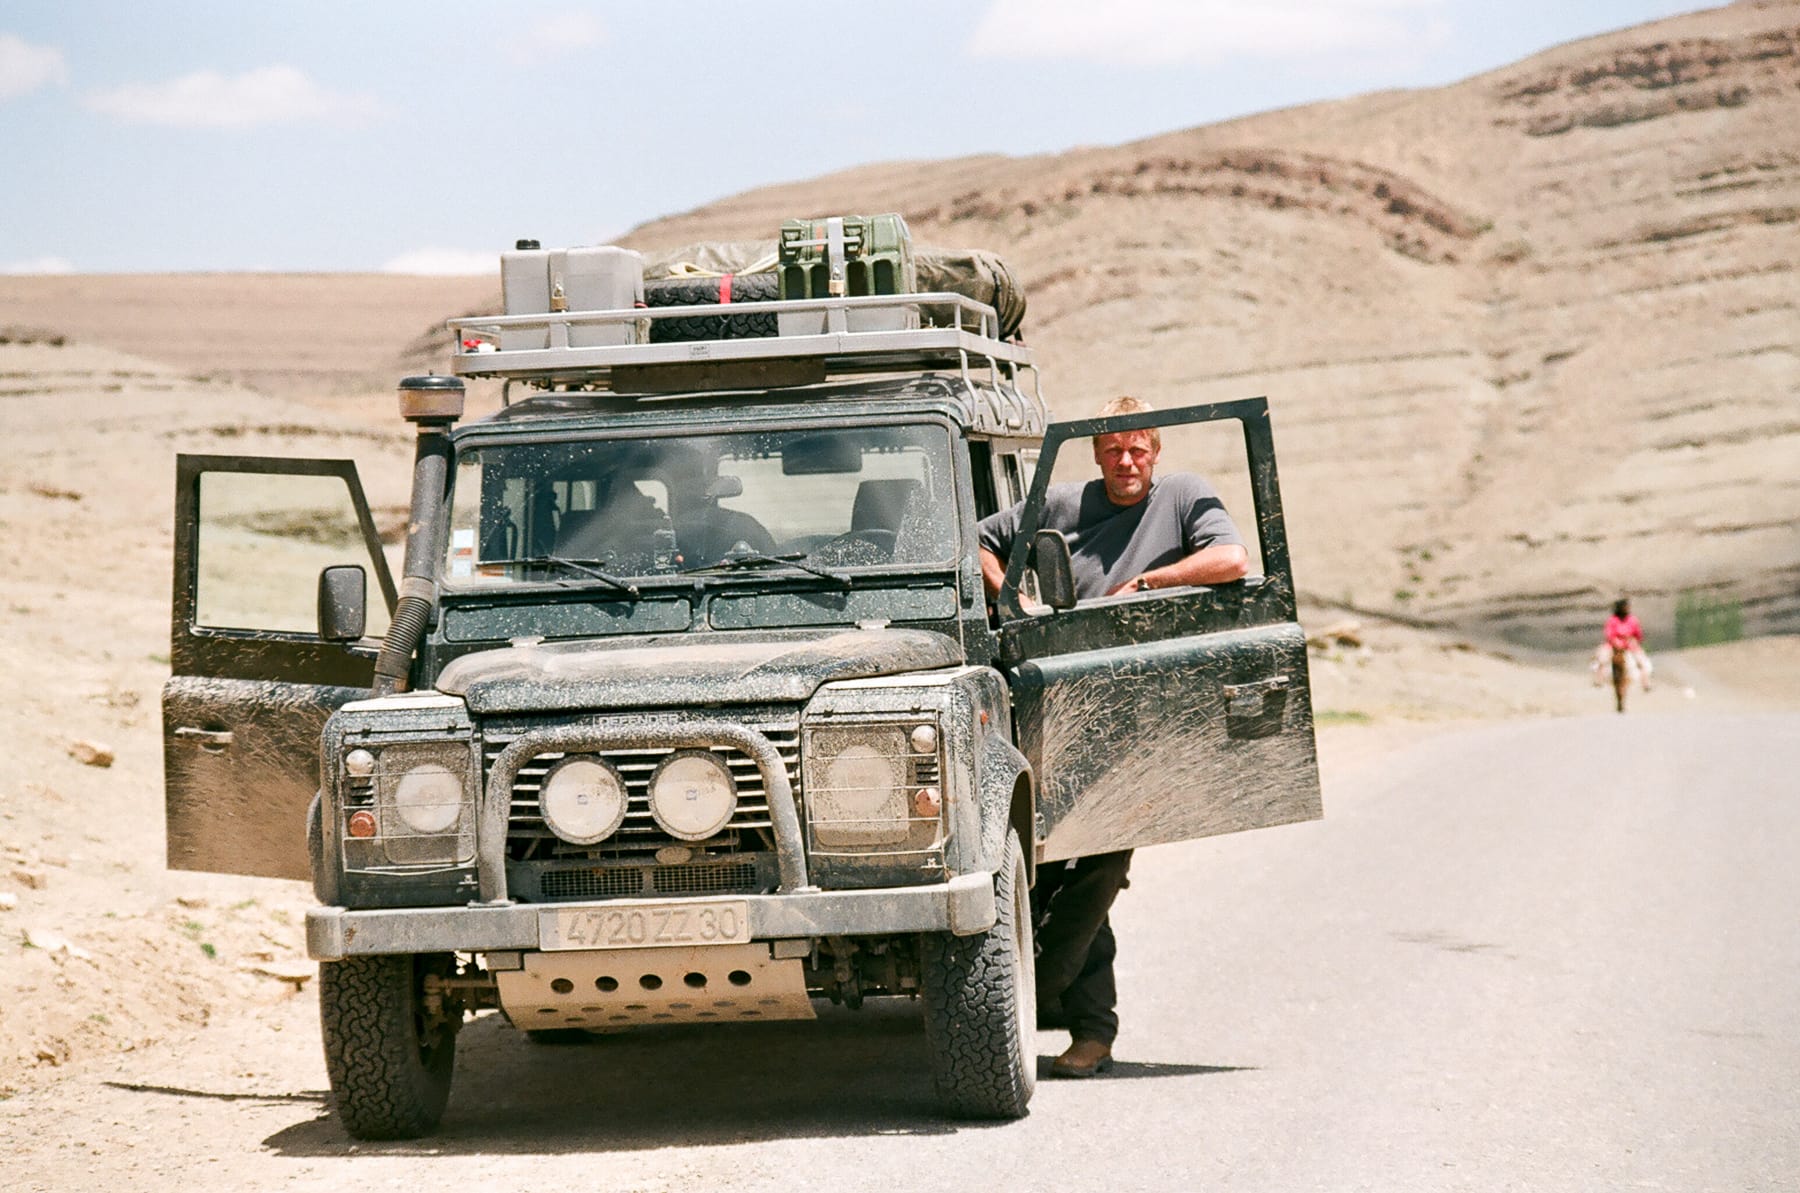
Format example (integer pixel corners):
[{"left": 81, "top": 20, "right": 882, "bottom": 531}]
[{"left": 1136, "top": 576, "right": 1153, "bottom": 592}]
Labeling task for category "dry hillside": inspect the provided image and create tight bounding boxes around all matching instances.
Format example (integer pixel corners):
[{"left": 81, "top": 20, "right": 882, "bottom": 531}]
[
  {"left": 0, "top": 273, "right": 496, "bottom": 398},
  {"left": 2, "top": 2, "right": 1794, "bottom": 650},
  {"left": 618, "top": 0, "right": 1800, "bottom": 648}
]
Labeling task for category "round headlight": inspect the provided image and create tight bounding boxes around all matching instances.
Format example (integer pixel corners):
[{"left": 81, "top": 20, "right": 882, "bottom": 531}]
[
  {"left": 648, "top": 750, "right": 737, "bottom": 841},
  {"left": 393, "top": 763, "right": 463, "bottom": 834},
  {"left": 823, "top": 744, "right": 905, "bottom": 816},
  {"left": 540, "top": 756, "right": 628, "bottom": 845}
]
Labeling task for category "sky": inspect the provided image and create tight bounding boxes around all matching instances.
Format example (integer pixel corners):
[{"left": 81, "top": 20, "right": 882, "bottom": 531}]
[{"left": 1, "top": 1, "right": 1708, "bottom": 275}]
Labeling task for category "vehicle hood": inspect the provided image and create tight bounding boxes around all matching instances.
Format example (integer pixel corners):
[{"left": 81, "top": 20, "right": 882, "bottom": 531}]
[{"left": 433, "top": 626, "right": 963, "bottom": 714}]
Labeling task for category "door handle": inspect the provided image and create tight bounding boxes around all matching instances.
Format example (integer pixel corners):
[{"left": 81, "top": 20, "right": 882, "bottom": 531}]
[
  {"left": 1222, "top": 675, "right": 1291, "bottom": 717},
  {"left": 174, "top": 727, "right": 235, "bottom": 751}
]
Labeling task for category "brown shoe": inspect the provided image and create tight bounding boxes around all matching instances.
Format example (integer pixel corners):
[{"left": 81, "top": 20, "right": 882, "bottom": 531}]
[{"left": 1050, "top": 1038, "right": 1114, "bottom": 1078}]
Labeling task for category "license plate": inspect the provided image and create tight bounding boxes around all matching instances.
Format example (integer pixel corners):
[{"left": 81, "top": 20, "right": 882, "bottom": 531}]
[{"left": 541, "top": 900, "right": 751, "bottom": 951}]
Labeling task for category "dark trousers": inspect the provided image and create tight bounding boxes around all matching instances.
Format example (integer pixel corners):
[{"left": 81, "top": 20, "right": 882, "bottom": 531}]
[{"left": 1032, "top": 849, "right": 1132, "bottom": 1046}]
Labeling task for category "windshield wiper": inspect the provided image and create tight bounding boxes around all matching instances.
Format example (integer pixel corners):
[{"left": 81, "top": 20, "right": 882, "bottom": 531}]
[
  {"left": 481, "top": 555, "right": 640, "bottom": 597},
  {"left": 681, "top": 550, "right": 851, "bottom": 589}
]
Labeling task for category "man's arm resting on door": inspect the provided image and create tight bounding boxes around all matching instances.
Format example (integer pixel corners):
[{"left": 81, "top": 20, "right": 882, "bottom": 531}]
[{"left": 1106, "top": 543, "right": 1249, "bottom": 596}]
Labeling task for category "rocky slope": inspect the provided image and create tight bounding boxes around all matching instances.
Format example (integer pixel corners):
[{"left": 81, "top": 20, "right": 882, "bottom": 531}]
[
  {"left": 2, "top": 3, "right": 1793, "bottom": 648},
  {"left": 619, "top": 0, "right": 1800, "bottom": 647}
]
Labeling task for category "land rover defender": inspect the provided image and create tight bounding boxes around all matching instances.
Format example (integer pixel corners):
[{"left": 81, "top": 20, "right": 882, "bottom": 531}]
[{"left": 162, "top": 221, "right": 1321, "bottom": 1139}]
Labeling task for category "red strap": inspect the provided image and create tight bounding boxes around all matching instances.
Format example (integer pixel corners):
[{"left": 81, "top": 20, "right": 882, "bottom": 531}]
[{"left": 719, "top": 273, "right": 734, "bottom": 304}]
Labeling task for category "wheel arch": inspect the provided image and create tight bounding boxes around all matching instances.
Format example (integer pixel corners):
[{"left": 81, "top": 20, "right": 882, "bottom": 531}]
[
  {"left": 1009, "top": 769, "right": 1036, "bottom": 890},
  {"left": 977, "top": 730, "right": 1035, "bottom": 887}
]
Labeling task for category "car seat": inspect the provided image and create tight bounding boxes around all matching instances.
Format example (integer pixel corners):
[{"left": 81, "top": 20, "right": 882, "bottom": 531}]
[{"left": 850, "top": 478, "right": 924, "bottom": 537}]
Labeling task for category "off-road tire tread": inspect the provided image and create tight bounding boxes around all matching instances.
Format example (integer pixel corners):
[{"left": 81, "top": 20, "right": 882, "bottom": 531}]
[
  {"left": 644, "top": 273, "right": 779, "bottom": 342},
  {"left": 319, "top": 954, "right": 456, "bottom": 1140},
  {"left": 920, "top": 830, "right": 1034, "bottom": 1119}
]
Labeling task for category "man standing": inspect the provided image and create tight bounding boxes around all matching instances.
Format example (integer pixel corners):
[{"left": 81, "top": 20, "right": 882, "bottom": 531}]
[{"left": 976, "top": 395, "right": 1250, "bottom": 1077}]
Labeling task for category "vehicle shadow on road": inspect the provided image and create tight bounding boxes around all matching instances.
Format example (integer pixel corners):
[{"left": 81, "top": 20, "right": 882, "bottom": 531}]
[
  {"left": 1033, "top": 1057, "right": 1255, "bottom": 1081},
  {"left": 265, "top": 999, "right": 1258, "bottom": 1155},
  {"left": 103, "top": 1080, "right": 328, "bottom": 1105},
  {"left": 267, "top": 1000, "right": 992, "bottom": 1155}
]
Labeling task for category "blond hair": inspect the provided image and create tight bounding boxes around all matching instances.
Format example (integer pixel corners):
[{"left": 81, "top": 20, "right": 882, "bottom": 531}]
[{"left": 1097, "top": 395, "right": 1159, "bottom": 449}]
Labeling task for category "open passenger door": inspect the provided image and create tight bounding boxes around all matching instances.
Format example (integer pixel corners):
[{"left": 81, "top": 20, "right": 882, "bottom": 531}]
[
  {"left": 993, "top": 398, "right": 1321, "bottom": 863},
  {"left": 163, "top": 455, "right": 397, "bottom": 880}
]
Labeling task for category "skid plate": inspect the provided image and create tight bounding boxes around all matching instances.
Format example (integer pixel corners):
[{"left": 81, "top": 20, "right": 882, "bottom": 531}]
[{"left": 496, "top": 942, "right": 815, "bottom": 1029}]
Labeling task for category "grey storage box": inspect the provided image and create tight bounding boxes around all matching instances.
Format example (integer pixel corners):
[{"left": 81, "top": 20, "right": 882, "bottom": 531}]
[
  {"left": 500, "top": 244, "right": 644, "bottom": 350},
  {"left": 557, "top": 246, "right": 644, "bottom": 348},
  {"left": 499, "top": 245, "right": 552, "bottom": 350}
]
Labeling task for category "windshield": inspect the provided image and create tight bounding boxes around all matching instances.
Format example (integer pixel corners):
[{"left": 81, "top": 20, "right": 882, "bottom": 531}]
[{"left": 444, "top": 423, "right": 960, "bottom": 589}]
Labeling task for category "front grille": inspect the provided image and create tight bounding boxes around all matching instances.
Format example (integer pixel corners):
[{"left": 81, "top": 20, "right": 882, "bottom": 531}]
[
  {"left": 485, "top": 713, "right": 801, "bottom": 866},
  {"left": 654, "top": 861, "right": 759, "bottom": 894},
  {"left": 541, "top": 867, "right": 646, "bottom": 900},
  {"left": 524, "top": 858, "right": 771, "bottom": 901}
]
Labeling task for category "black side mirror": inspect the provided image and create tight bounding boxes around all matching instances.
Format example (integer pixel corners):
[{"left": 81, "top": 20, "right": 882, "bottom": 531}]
[
  {"left": 1031, "top": 530, "right": 1077, "bottom": 611},
  {"left": 318, "top": 565, "right": 368, "bottom": 642}
]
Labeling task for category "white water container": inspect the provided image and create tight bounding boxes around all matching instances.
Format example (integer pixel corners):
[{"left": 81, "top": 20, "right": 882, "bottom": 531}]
[
  {"left": 556, "top": 246, "right": 645, "bottom": 347},
  {"left": 500, "top": 246, "right": 552, "bottom": 350}
]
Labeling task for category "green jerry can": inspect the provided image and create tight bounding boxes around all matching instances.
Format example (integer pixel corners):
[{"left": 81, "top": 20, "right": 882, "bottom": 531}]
[{"left": 777, "top": 213, "right": 918, "bottom": 335}]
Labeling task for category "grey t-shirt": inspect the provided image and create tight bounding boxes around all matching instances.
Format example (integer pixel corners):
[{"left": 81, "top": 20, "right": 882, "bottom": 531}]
[{"left": 978, "top": 473, "right": 1245, "bottom": 599}]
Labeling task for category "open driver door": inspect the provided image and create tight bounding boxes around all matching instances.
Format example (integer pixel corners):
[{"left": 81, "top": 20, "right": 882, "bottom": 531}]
[{"left": 992, "top": 397, "right": 1322, "bottom": 863}]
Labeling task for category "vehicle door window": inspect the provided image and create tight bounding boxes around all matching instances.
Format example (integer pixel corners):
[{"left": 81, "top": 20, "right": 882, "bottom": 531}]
[
  {"left": 195, "top": 471, "right": 393, "bottom": 636},
  {"left": 1150, "top": 421, "right": 1262, "bottom": 576},
  {"left": 1029, "top": 421, "right": 1263, "bottom": 588},
  {"left": 1017, "top": 448, "right": 1039, "bottom": 504},
  {"left": 998, "top": 453, "right": 1024, "bottom": 506}
]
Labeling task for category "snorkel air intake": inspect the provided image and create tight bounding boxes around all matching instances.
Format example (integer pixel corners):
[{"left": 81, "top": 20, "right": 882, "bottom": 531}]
[{"left": 371, "top": 375, "right": 463, "bottom": 696}]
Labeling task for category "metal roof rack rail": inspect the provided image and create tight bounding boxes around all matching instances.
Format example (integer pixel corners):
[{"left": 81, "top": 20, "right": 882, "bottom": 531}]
[{"left": 447, "top": 292, "right": 1038, "bottom": 400}]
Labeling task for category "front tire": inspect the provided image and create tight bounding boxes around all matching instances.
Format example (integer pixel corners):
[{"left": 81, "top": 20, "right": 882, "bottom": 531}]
[
  {"left": 319, "top": 953, "right": 459, "bottom": 1140},
  {"left": 921, "top": 829, "right": 1037, "bottom": 1118}
]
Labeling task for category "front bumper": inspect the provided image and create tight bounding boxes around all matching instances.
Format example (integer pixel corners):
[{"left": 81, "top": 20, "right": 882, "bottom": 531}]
[{"left": 305, "top": 871, "right": 997, "bottom": 960}]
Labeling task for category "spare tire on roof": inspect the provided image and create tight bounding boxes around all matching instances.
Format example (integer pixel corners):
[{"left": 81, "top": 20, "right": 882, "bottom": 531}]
[{"left": 643, "top": 273, "right": 780, "bottom": 342}]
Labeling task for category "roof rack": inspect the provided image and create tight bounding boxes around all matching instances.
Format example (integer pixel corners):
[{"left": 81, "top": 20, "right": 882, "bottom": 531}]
[{"left": 447, "top": 292, "right": 1038, "bottom": 398}]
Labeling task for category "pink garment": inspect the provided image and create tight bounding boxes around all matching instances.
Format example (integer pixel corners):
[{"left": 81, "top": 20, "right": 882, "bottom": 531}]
[{"left": 1605, "top": 613, "right": 1643, "bottom": 652}]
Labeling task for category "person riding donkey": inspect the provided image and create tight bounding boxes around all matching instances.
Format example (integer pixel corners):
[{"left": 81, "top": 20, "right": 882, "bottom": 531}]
[{"left": 1594, "top": 597, "right": 1652, "bottom": 711}]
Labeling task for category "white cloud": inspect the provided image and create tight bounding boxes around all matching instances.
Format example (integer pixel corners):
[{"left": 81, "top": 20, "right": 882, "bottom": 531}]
[
  {"left": 2, "top": 255, "right": 75, "bottom": 275},
  {"left": 968, "top": 0, "right": 1447, "bottom": 67},
  {"left": 381, "top": 248, "right": 499, "bottom": 276},
  {"left": 84, "top": 65, "right": 381, "bottom": 129},
  {"left": 505, "top": 10, "right": 607, "bottom": 66},
  {"left": 0, "top": 33, "right": 68, "bottom": 100}
]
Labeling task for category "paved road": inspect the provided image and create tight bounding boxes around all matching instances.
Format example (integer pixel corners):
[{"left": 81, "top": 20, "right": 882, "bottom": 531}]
[{"left": 7, "top": 712, "right": 1797, "bottom": 1191}]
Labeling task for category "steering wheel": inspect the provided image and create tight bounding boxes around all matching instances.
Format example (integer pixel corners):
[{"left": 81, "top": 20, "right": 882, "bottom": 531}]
[{"left": 815, "top": 528, "right": 897, "bottom": 562}]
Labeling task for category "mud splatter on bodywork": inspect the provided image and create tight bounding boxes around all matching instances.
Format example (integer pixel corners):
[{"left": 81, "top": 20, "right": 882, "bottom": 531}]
[
  {"left": 163, "top": 674, "right": 367, "bottom": 880},
  {"left": 1014, "top": 622, "right": 1321, "bottom": 862},
  {"left": 435, "top": 626, "right": 963, "bottom": 714},
  {"left": 805, "top": 665, "right": 1018, "bottom": 883}
]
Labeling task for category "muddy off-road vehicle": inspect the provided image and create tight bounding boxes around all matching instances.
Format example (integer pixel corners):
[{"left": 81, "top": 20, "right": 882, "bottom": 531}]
[{"left": 163, "top": 218, "right": 1321, "bottom": 1139}]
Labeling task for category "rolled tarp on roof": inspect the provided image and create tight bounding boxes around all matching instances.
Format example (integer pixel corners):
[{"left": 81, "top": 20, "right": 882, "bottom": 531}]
[{"left": 639, "top": 241, "right": 1027, "bottom": 340}]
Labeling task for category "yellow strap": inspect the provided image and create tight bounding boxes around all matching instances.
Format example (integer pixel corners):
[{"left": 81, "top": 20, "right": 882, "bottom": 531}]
[{"left": 657, "top": 252, "right": 780, "bottom": 279}]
